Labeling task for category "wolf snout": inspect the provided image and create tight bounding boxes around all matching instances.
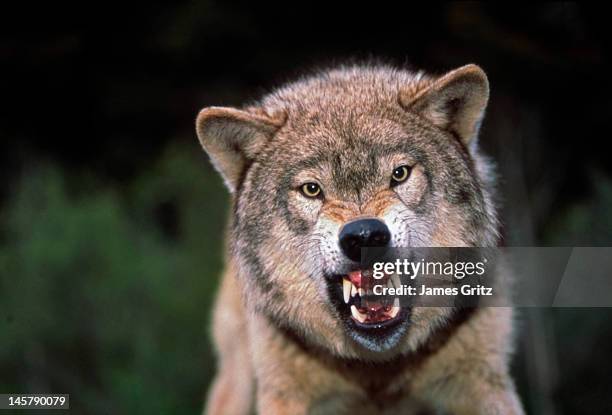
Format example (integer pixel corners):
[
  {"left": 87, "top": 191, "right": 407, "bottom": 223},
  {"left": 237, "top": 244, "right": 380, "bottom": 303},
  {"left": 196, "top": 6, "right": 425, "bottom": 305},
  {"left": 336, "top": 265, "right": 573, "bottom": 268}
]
[{"left": 338, "top": 218, "right": 391, "bottom": 262}]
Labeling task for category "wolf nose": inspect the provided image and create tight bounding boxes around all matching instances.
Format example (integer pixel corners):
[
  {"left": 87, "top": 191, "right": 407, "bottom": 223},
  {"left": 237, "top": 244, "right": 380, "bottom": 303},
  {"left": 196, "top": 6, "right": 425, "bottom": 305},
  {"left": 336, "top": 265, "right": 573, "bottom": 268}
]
[{"left": 338, "top": 218, "right": 391, "bottom": 262}]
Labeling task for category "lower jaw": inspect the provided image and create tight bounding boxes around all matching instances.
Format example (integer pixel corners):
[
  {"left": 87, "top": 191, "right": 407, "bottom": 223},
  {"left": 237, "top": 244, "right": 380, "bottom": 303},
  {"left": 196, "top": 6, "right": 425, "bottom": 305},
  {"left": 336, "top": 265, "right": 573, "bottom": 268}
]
[
  {"left": 343, "top": 306, "right": 411, "bottom": 352},
  {"left": 326, "top": 277, "right": 411, "bottom": 353}
]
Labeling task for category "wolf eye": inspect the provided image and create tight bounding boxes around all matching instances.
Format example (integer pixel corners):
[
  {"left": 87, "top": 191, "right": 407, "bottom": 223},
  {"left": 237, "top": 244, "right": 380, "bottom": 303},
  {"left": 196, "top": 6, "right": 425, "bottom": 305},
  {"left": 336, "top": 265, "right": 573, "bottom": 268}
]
[
  {"left": 391, "top": 165, "right": 411, "bottom": 185},
  {"left": 300, "top": 182, "right": 322, "bottom": 198}
]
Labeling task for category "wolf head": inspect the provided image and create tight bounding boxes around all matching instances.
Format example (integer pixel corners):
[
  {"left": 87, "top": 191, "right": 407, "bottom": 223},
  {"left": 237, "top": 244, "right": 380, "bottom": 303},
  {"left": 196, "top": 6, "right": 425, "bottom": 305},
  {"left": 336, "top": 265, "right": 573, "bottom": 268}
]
[{"left": 196, "top": 64, "right": 497, "bottom": 358}]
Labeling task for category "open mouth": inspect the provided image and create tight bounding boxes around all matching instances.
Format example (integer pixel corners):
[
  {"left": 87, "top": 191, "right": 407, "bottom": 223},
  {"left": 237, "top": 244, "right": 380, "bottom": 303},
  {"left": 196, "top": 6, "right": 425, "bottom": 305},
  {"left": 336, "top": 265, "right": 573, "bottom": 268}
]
[
  {"left": 327, "top": 269, "right": 411, "bottom": 352},
  {"left": 342, "top": 270, "right": 401, "bottom": 324}
]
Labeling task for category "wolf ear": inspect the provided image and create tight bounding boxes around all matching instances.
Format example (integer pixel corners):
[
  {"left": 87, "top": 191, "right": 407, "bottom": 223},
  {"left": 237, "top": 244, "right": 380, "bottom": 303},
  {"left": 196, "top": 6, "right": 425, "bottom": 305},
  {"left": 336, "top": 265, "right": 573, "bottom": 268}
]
[
  {"left": 195, "top": 106, "right": 286, "bottom": 193},
  {"left": 400, "top": 64, "right": 489, "bottom": 146}
]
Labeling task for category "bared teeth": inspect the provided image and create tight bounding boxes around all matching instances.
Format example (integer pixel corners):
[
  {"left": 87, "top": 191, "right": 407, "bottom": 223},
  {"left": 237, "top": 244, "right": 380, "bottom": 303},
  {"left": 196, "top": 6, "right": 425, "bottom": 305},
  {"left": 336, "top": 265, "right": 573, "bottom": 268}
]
[
  {"left": 343, "top": 279, "right": 351, "bottom": 303},
  {"left": 389, "top": 298, "right": 401, "bottom": 318},
  {"left": 350, "top": 305, "right": 367, "bottom": 323},
  {"left": 392, "top": 273, "right": 401, "bottom": 288},
  {"left": 343, "top": 272, "right": 402, "bottom": 323}
]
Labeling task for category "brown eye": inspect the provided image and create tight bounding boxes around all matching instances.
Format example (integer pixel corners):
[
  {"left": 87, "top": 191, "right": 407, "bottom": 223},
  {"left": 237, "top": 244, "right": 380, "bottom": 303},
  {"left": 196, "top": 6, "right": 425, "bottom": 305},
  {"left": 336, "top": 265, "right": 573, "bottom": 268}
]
[
  {"left": 300, "top": 182, "right": 322, "bottom": 198},
  {"left": 391, "top": 165, "right": 411, "bottom": 185}
]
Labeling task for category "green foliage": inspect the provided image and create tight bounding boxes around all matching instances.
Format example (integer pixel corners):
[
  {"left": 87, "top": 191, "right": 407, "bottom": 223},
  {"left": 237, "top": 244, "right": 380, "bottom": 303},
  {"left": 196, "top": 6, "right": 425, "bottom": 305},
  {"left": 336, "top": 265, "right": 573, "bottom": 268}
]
[
  {"left": 0, "top": 143, "right": 228, "bottom": 414},
  {"left": 545, "top": 173, "right": 612, "bottom": 245},
  {"left": 2, "top": 143, "right": 611, "bottom": 415}
]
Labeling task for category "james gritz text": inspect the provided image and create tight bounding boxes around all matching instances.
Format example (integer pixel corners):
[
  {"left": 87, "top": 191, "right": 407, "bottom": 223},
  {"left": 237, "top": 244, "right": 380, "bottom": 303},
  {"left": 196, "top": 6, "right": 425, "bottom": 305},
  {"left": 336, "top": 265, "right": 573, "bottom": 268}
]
[{"left": 373, "top": 283, "right": 494, "bottom": 296}]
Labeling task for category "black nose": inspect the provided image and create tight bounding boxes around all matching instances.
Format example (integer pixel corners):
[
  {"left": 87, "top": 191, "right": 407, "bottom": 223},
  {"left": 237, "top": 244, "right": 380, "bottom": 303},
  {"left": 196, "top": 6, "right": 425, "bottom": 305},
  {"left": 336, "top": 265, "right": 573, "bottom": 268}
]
[{"left": 338, "top": 218, "right": 391, "bottom": 262}]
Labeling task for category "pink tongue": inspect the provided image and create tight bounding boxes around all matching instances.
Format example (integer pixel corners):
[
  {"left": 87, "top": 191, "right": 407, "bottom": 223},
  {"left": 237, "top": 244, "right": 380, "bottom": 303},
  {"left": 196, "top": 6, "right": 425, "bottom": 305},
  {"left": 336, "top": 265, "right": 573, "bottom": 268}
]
[
  {"left": 347, "top": 269, "right": 381, "bottom": 292},
  {"left": 347, "top": 270, "right": 362, "bottom": 287},
  {"left": 347, "top": 270, "right": 394, "bottom": 322},
  {"left": 347, "top": 270, "right": 388, "bottom": 316}
]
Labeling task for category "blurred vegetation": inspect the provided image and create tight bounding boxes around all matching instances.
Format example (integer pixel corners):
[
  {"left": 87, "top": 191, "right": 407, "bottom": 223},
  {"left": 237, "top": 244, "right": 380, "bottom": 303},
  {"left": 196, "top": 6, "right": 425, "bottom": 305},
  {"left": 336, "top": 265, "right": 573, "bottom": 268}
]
[
  {"left": 509, "top": 175, "right": 612, "bottom": 415},
  {"left": 0, "top": 145, "right": 228, "bottom": 414},
  {"left": 1, "top": 143, "right": 612, "bottom": 415},
  {"left": 2, "top": 2, "right": 612, "bottom": 414},
  {"left": 546, "top": 174, "right": 612, "bottom": 246}
]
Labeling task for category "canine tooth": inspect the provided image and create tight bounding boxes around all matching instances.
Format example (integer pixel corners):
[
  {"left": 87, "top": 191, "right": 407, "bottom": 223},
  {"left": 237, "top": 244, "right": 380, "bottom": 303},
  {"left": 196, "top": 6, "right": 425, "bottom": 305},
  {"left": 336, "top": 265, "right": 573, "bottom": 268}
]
[
  {"left": 343, "top": 279, "right": 351, "bottom": 303},
  {"left": 351, "top": 305, "right": 367, "bottom": 323},
  {"left": 387, "top": 279, "right": 393, "bottom": 289},
  {"left": 351, "top": 284, "right": 357, "bottom": 298},
  {"left": 358, "top": 288, "right": 365, "bottom": 297},
  {"left": 392, "top": 273, "right": 401, "bottom": 288},
  {"left": 389, "top": 305, "right": 400, "bottom": 318}
]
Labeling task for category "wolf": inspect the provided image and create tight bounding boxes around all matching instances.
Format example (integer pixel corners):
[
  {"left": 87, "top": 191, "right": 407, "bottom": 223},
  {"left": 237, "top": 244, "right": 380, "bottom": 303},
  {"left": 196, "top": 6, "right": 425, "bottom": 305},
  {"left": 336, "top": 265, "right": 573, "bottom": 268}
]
[{"left": 196, "top": 63, "right": 524, "bottom": 414}]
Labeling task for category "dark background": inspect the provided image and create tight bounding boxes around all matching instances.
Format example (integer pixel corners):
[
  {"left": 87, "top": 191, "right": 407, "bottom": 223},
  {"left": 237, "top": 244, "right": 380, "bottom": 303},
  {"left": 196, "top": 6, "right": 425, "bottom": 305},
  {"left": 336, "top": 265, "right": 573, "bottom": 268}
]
[{"left": 1, "top": 2, "right": 611, "bottom": 414}]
